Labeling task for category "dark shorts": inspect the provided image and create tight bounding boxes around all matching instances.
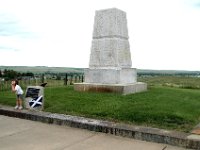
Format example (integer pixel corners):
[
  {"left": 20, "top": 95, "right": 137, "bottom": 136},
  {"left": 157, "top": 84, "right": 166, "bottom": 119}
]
[{"left": 17, "top": 94, "right": 23, "bottom": 100}]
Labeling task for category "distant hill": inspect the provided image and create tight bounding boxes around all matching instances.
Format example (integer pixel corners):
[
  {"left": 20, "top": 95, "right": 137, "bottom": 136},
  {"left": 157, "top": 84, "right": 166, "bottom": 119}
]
[
  {"left": 137, "top": 69, "right": 200, "bottom": 76},
  {"left": 0, "top": 66, "right": 200, "bottom": 76},
  {"left": 0, "top": 66, "right": 84, "bottom": 74}
]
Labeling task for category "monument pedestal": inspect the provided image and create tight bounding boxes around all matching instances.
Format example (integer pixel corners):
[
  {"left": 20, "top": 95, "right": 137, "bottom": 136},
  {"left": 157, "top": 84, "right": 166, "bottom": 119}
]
[
  {"left": 85, "top": 68, "right": 137, "bottom": 84},
  {"left": 74, "top": 82, "right": 147, "bottom": 95}
]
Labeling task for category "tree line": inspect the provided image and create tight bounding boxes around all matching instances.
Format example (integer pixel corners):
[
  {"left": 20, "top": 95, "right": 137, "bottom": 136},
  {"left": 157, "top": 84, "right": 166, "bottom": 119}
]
[{"left": 0, "top": 69, "right": 34, "bottom": 80}]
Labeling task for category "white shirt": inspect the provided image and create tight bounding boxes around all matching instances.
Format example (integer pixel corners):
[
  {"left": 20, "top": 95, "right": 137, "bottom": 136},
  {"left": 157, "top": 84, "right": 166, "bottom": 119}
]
[{"left": 15, "top": 85, "right": 23, "bottom": 95}]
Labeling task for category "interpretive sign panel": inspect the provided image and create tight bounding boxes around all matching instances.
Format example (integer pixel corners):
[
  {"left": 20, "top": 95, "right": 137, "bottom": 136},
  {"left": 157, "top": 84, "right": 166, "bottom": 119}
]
[{"left": 24, "top": 86, "right": 44, "bottom": 110}]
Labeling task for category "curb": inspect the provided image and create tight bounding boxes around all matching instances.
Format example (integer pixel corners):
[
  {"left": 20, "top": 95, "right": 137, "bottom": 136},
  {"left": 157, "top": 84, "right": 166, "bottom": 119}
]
[{"left": 0, "top": 105, "right": 200, "bottom": 149}]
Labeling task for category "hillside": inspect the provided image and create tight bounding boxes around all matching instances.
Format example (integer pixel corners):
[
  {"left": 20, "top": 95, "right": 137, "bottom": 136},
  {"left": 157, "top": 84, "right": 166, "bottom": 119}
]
[
  {"left": 0, "top": 66, "right": 84, "bottom": 74},
  {"left": 0, "top": 66, "right": 200, "bottom": 75}
]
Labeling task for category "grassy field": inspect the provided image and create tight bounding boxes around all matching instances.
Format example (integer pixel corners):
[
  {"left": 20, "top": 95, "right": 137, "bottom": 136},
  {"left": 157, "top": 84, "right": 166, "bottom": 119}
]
[
  {"left": 1, "top": 84, "right": 200, "bottom": 132},
  {"left": 138, "top": 76, "right": 200, "bottom": 89}
]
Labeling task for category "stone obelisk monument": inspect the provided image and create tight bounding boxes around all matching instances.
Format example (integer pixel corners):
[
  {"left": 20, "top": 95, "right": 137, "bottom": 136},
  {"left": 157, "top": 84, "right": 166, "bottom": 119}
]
[{"left": 74, "top": 8, "right": 147, "bottom": 95}]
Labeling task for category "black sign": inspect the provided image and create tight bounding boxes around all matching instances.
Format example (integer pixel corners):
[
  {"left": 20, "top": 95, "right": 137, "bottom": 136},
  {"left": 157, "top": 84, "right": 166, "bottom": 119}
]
[{"left": 25, "top": 88, "right": 40, "bottom": 98}]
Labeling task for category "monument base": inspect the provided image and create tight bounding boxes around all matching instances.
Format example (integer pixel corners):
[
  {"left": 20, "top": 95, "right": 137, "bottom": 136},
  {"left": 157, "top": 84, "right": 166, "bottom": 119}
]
[
  {"left": 74, "top": 82, "right": 147, "bottom": 95},
  {"left": 85, "top": 68, "right": 137, "bottom": 84}
]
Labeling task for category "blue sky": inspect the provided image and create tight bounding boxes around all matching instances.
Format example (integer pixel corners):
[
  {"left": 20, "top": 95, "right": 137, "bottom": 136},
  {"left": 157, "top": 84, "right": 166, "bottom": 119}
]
[{"left": 0, "top": 0, "right": 200, "bottom": 70}]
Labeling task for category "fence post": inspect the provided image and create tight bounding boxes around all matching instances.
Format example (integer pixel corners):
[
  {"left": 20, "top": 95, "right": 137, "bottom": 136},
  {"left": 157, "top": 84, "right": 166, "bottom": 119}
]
[
  {"left": 70, "top": 75, "right": 73, "bottom": 85},
  {"left": 78, "top": 75, "right": 80, "bottom": 83},
  {"left": 64, "top": 73, "right": 68, "bottom": 85},
  {"left": 81, "top": 74, "right": 84, "bottom": 82},
  {"left": 28, "top": 77, "right": 31, "bottom": 85},
  {"left": 41, "top": 74, "right": 44, "bottom": 83},
  {"left": 0, "top": 80, "right": 2, "bottom": 91},
  {"left": 74, "top": 75, "right": 77, "bottom": 83}
]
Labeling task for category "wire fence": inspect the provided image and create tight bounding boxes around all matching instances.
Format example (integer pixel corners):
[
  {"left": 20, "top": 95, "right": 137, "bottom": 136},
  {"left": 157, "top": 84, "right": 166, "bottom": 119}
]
[{"left": 0, "top": 75, "right": 84, "bottom": 92}]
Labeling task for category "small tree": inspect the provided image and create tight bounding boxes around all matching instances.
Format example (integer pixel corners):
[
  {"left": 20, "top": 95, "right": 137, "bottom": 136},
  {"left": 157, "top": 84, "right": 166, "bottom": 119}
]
[
  {"left": 26, "top": 72, "right": 34, "bottom": 77},
  {"left": 3, "top": 69, "right": 18, "bottom": 79}
]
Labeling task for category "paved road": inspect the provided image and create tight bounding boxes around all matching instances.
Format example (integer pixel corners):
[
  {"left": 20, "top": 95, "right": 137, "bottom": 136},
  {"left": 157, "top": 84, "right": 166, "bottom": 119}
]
[{"left": 0, "top": 115, "right": 189, "bottom": 150}]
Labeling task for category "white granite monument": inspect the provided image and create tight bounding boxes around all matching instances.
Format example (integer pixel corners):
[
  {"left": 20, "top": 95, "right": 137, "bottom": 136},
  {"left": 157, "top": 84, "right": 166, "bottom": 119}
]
[{"left": 74, "top": 8, "right": 147, "bottom": 95}]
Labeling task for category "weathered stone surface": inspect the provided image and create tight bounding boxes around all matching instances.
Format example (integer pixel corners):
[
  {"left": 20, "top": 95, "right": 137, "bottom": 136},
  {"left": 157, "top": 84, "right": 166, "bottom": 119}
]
[
  {"left": 89, "top": 38, "right": 131, "bottom": 68},
  {"left": 74, "top": 8, "right": 147, "bottom": 94},
  {"left": 89, "top": 8, "right": 133, "bottom": 81},
  {"left": 74, "top": 82, "right": 147, "bottom": 95},
  {"left": 93, "top": 8, "right": 128, "bottom": 39},
  {"left": 90, "top": 8, "right": 131, "bottom": 68},
  {"left": 85, "top": 68, "right": 136, "bottom": 84}
]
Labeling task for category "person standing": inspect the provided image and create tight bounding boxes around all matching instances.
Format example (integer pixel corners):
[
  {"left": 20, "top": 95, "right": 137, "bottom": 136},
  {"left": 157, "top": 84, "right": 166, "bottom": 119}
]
[{"left": 11, "top": 80, "right": 24, "bottom": 110}]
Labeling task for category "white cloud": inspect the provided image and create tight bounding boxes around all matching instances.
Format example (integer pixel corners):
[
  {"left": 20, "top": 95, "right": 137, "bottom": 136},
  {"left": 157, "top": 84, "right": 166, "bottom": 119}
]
[{"left": 0, "top": 0, "right": 200, "bottom": 70}]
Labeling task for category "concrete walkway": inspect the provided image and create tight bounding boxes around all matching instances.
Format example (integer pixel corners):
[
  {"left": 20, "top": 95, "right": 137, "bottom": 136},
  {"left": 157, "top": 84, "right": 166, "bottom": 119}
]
[{"left": 0, "top": 115, "right": 189, "bottom": 150}]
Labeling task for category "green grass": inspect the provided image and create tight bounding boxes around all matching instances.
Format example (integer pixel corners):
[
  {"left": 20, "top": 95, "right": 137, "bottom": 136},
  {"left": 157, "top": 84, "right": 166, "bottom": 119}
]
[
  {"left": 138, "top": 76, "right": 200, "bottom": 89},
  {"left": 1, "top": 85, "right": 200, "bottom": 132}
]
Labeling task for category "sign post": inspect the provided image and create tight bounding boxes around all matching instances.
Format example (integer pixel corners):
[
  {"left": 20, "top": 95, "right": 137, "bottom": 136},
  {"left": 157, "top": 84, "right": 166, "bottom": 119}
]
[{"left": 24, "top": 86, "right": 44, "bottom": 111}]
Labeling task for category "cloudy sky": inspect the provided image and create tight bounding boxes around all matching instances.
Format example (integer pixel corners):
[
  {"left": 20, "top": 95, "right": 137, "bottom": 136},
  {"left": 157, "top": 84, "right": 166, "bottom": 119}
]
[{"left": 0, "top": 0, "right": 200, "bottom": 71}]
